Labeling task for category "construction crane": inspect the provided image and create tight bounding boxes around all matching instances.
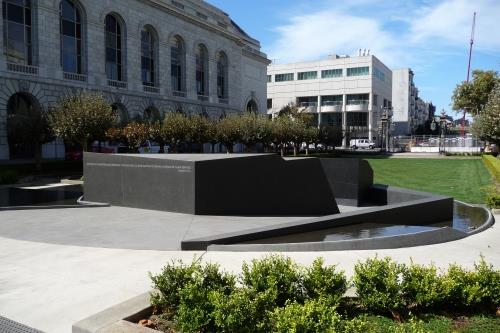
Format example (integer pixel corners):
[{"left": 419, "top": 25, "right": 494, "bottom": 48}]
[{"left": 462, "top": 12, "right": 476, "bottom": 137}]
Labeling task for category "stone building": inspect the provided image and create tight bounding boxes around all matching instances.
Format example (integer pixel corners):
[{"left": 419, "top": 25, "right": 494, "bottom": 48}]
[{"left": 0, "top": 0, "right": 269, "bottom": 160}]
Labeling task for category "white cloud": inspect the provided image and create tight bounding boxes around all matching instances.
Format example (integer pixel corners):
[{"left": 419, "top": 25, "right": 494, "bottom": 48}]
[
  {"left": 266, "top": 10, "right": 406, "bottom": 66},
  {"left": 265, "top": 0, "right": 500, "bottom": 66},
  {"left": 410, "top": 0, "right": 500, "bottom": 51}
]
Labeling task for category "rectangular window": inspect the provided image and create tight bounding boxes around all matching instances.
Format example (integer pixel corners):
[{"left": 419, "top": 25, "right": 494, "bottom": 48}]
[
  {"left": 347, "top": 66, "right": 369, "bottom": 77},
  {"left": 374, "top": 67, "right": 386, "bottom": 82},
  {"left": 321, "top": 95, "right": 343, "bottom": 106},
  {"left": 322, "top": 113, "right": 342, "bottom": 127},
  {"left": 275, "top": 73, "right": 294, "bottom": 82},
  {"left": 321, "top": 69, "right": 343, "bottom": 78},
  {"left": 196, "top": 12, "right": 207, "bottom": 20},
  {"left": 347, "top": 94, "right": 369, "bottom": 105},
  {"left": 297, "top": 71, "right": 317, "bottom": 80},
  {"left": 347, "top": 112, "right": 368, "bottom": 127},
  {"left": 171, "top": 1, "right": 184, "bottom": 10},
  {"left": 297, "top": 96, "right": 318, "bottom": 107},
  {"left": 267, "top": 99, "right": 272, "bottom": 110},
  {"left": 267, "top": 75, "right": 272, "bottom": 83}
]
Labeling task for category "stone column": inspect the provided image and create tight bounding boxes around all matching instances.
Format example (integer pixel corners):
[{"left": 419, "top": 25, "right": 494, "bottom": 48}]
[
  {"left": 317, "top": 95, "right": 321, "bottom": 127},
  {"left": 0, "top": 104, "right": 8, "bottom": 160},
  {"left": 368, "top": 92, "right": 373, "bottom": 141}
]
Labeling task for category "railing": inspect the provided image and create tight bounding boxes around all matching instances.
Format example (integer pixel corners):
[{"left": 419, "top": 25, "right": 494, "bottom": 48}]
[
  {"left": 197, "top": 95, "right": 209, "bottom": 102},
  {"left": 7, "top": 63, "right": 39, "bottom": 75},
  {"left": 298, "top": 102, "right": 318, "bottom": 107},
  {"left": 63, "top": 72, "right": 87, "bottom": 82},
  {"left": 346, "top": 100, "right": 369, "bottom": 106},
  {"left": 173, "top": 90, "right": 186, "bottom": 98},
  {"left": 143, "top": 85, "right": 159, "bottom": 94},
  {"left": 108, "top": 80, "right": 127, "bottom": 89},
  {"left": 321, "top": 101, "right": 343, "bottom": 106},
  {"left": 218, "top": 98, "right": 229, "bottom": 104}
]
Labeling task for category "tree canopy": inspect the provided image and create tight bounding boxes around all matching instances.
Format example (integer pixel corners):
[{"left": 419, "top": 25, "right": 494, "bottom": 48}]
[
  {"left": 452, "top": 70, "right": 499, "bottom": 116},
  {"left": 471, "top": 85, "right": 500, "bottom": 145}
]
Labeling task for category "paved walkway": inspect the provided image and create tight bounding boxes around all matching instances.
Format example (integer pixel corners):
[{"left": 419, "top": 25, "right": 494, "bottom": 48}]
[{"left": 0, "top": 211, "right": 498, "bottom": 333}]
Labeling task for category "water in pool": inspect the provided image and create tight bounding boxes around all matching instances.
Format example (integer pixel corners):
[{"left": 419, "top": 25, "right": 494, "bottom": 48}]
[
  {"left": 238, "top": 202, "right": 488, "bottom": 245},
  {"left": 0, "top": 185, "right": 83, "bottom": 207}
]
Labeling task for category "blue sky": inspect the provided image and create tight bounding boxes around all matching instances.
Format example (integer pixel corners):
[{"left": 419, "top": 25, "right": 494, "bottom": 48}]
[{"left": 208, "top": 0, "right": 500, "bottom": 118}]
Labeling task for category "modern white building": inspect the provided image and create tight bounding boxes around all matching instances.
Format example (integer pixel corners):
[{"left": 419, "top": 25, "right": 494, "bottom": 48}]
[
  {"left": 392, "top": 68, "right": 433, "bottom": 136},
  {"left": 267, "top": 52, "right": 393, "bottom": 145},
  {"left": 0, "top": 0, "right": 269, "bottom": 160}
]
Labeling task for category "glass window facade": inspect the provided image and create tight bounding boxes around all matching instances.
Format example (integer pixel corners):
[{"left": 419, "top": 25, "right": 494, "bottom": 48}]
[
  {"left": 347, "top": 66, "right": 369, "bottom": 77},
  {"left": 267, "top": 75, "right": 272, "bottom": 83},
  {"left": 217, "top": 52, "right": 228, "bottom": 99},
  {"left": 60, "top": 0, "right": 82, "bottom": 73},
  {"left": 267, "top": 98, "right": 272, "bottom": 110},
  {"left": 347, "top": 112, "right": 368, "bottom": 127},
  {"left": 170, "top": 36, "right": 184, "bottom": 92},
  {"left": 105, "top": 14, "right": 122, "bottom": 81},
  {"left": 297, "top": 96, "right": 317, "bottom": 107},
  {"left": 141, "top": 26, "right": 156, "bottom": 86},
  {"left": 297, "top": 71, "right": 317, "bottom": 80},
  {"left": 374, "top": 67, "right": 386, "bottom": 82},
  {"left": 347, "top": 94, "right": 369, "bottom": 105},
  {"left": 275, "top": 73, "right": 294, "bottom": 82},
  {"left": 195, "top": 44, "right": 208, "bottom": 96},
  {"left": 321, "top": 95, "right": 343, "bottom": 106},
  {"left": 3, "top": 0, "right": 32, "bottom": 65},
  {"left": 321, "top": 69, "right": 342, "bottom": 78},
  {"left": 322, "top": 113, "right": 342, "bottom": 127}
]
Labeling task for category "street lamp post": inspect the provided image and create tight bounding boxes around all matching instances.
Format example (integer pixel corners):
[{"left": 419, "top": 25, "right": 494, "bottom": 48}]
[
  {"left": 379, "top": 106, "right": 392, "bottom": 152},
  {"left": 439, "top": 109, "right": 447, "bottom": 155}
]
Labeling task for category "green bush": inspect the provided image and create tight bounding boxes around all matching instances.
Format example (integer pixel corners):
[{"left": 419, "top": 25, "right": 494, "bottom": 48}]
[
  {"left": 0, "top": 169, "right": 19, "bottom": 185},
  {"left": 210, "top": 287, "right": 277, "bottom": 333},
  {"left": 472, "top": 257, "right": 500, "bottom": 307},
  {"left": 303, "top": 258, "right": 347, "bottom": 302},
  {"left": 442, "top": 264, "right": 482, "bottom": 309},
  {"left": 150, "top": 259, "right": 235, "bottom": 313},
  {"left": 173, "top": 263, "right": 236, "bottom": 333},
  {"left": 482, "top": 155, "right": 500, "bottom": 183},
  {"left": 483, "top": 185, "right": 500, "bottom": 208},
  {"left": 241, "top": 255, "right": 305, "bottom": 307},
  {"left": 401, "top": 262, "right": 444, "bottom": 311},
  {"left": 353, "top": 257, "right": 405, "bottom": 313}
]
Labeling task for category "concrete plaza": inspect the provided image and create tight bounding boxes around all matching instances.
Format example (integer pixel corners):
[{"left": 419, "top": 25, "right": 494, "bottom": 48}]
[{"left": 0, "top": 206, "right": 498, "bottom": 333}]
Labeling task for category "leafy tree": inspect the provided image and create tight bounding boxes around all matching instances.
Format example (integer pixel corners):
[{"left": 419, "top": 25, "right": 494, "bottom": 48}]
[
  {"left": 187, "top": 114, "right": 211, "bottom": 152},
  {"left": 452, "top": 70, "right": 499, "bottom": 116},
  {"left": 270, "top": 116, "right": 293, "bottom": 157},
  {"left": 216, "top": 114, "right": 241, "bottom": 153},
  {"left": 163, "top": 112, "right": 189, "bottom": 153},
  {"left": 303, "top": 126, "right": 320, "bottom": 155},
  {"left": 49, "top": 92, "right": 116, "bottom": 151},
  {"left": 471, "top": 85, "right": 500, "bottom": 145},
  {"left": 239, "top": 113, "right": 272, "bottom": 152},
  {"left": 278, "top": 103, "right": 314, "bottom": 124},
  {"left": 122, "top": 122, "right": 149, "bottom": 153},
  {"left": 148, "top": 121, "right": 166, "bottom": 153},
  {"left": 319, "top": 126, "right": 343, "bottom": 149},
  {"left": 7, "top": 98, "right": 53, "bottom": 170}
]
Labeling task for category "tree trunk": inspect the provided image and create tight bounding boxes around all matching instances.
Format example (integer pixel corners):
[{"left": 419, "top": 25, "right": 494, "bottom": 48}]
[
  {"left": 81, "top": 140, "right": 88, "bottom": 152},
  {"left": 293, "top": 144, "right": 298, "bottom": 157},
  {"left": 280, "top": 146, "right": 284, "bottom": 157}
]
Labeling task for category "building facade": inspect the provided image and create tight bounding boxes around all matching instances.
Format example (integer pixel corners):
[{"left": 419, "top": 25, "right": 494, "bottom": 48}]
[
  {"left": 392, "top": 68, "right": 433, "bottom": 136},
  {"left": 267, "top": 53, "right": 392, "bottom": 145},
  {"left": 0, "top": 0, "right": 269, "bottom": 160}
]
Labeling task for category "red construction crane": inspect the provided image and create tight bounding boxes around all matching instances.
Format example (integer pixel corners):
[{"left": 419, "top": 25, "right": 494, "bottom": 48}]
[{"left": 462, "top": 12, "right": 476, "bottom": 137}]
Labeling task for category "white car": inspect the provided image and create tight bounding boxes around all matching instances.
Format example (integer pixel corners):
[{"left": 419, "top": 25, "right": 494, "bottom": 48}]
[{"left": 350, "top": 139, "right": 375, "bottom": 149}]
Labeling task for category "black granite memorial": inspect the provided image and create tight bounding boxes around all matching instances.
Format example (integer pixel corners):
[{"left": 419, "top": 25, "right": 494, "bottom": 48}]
[{"left": 83, "top": 153, "right": 340, "bottom": 216}]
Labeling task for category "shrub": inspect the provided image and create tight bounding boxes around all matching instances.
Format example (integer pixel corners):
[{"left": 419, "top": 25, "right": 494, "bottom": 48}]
[
  {"left": 482, "top": 155, "right": 500, "bottom": 183},
  {"left": 271, "top": 298, "right": 368, "bottom": 333},
  {"left": 150, "top": 259, "right": 235, "bottom": 313},
  {"left": 174, "top": 263, "right": 236, "bottom": 333},
  {"left": 353, "top": 257, "right": 405, "bottom": 314},
  {"left": 210, "top": 287, "right": 277, "bottom": 333},
  {"left": 303, "top": 258, "right": 347, "bottom": 303},
  {"left": 241, "top": 255, "right": 305, "bottom": 307},
  {"left": 473, "top": 257, "right": 500, "bottom": 307},
  {"left": 401, "top": 262, "right": 444, "bottom": 311},
  {"left": 0, "top": 169, "right": 19, "bottom": 185},
  {"left": 441, "top": 264, "right": 482, "bottom": 309},
  {"left": 483, "top": 185, "right": 500, "bottom": 208}
]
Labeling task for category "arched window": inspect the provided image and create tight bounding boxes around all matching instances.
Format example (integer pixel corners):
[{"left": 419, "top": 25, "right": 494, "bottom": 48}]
[
  {"left": 246, "top": 99, "right": 258, "bottom": 113},
  {"left": 170, "top": 36, "right": 184, "bottom": 93},
  {"left": 3, "top": 0, "right": 33, "bottom": 65},
  {"left": 60, "top": 0, "right": 83, "bottom": 74},
  {"left": 217, "top": 52, "right": 228, "bottom": 100},
  {"left": 141, "top": 26, "right": 156, "bottom": 87},
  {"left": 105, "top": 14, "right": 123, "bottom": 81},
  {"left": 195, "top": 44, "right": 208, "bottom": 96}
]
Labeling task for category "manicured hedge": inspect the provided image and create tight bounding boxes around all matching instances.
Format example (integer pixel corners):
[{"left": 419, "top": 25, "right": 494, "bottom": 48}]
[
  {"left": 482, "top": 155, "right": 500, "bottom": 183},
  {"left": 149, "top": 255, "right": 499, "bottom": 333}
]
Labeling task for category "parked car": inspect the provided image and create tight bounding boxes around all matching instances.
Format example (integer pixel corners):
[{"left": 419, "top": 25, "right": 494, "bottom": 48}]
[
  {"left": 138, "top": 140, "right": 169, "bottom": 154},
  {"left": 350, "top": 139, "right": 376, "bottom": 149}
]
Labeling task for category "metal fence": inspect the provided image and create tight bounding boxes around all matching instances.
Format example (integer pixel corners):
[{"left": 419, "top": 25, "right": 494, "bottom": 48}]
[{"left": 393, "top": 135, "right": 485, "bottom": 153}]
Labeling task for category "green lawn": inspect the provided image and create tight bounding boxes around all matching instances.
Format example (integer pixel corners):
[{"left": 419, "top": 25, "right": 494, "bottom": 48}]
[{"left": 364, "top": 158, "right": 493, "bottom": 204}]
